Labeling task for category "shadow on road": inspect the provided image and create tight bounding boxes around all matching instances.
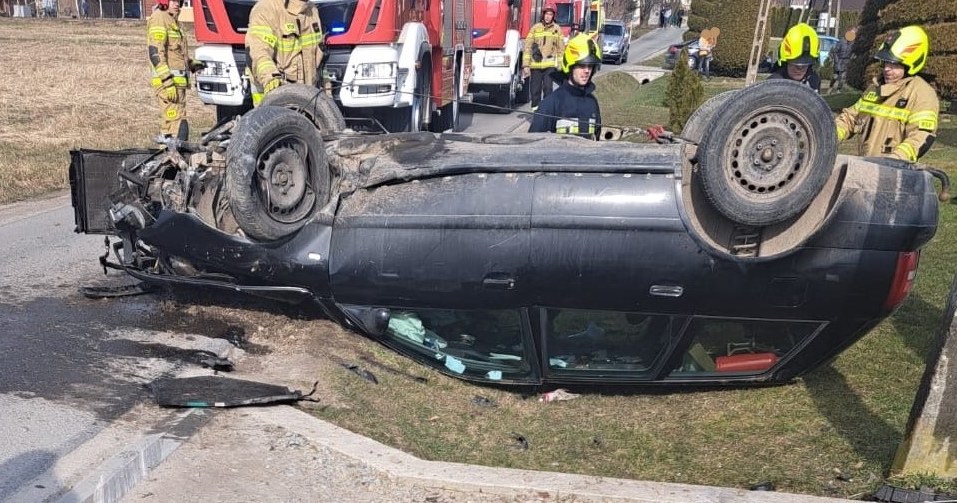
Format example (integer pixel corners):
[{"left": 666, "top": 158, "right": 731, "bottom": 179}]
[{"left": 0, "top": 450, "right": 58, "bottom": 501}]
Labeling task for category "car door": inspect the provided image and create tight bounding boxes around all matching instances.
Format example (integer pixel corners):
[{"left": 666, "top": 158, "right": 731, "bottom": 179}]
[{"left": 329, "top": 172, "right": 533, "bottom": 309}]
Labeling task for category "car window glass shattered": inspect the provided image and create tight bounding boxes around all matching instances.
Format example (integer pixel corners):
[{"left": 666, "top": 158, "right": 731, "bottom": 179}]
[
  {"left": 381, "top": 308, "right": 534, "bottom": 382},
  {"left": 545, "top": 309, "right": 676, "bottom": 377},
  {"left": 669, "top": 317, "right": 823, "bottom": 376}
]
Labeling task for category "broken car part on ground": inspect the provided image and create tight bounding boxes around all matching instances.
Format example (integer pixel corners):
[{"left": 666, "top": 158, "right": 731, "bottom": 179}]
[{"left": 70, "top": 81, "right": 938, "bottom": 387}]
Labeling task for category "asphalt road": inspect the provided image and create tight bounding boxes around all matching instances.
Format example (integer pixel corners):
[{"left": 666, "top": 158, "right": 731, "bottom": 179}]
[{"left": 0, "top": 26, "right": 686, "bottom": 502}]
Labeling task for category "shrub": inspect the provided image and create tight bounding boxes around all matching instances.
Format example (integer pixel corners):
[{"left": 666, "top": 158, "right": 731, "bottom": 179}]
[{"left": 664, "top": 47, "right": 704, "bottom": 132}]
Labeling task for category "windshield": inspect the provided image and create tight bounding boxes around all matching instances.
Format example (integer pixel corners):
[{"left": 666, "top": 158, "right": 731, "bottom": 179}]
[
  {"left": 603, "top": 24, "right": 623, "bottom": 36},
  {"left": 554, "top": 4, "right": 575, "bottom": 26},
  {"left": 316, "top": 0, "right": 359, "bottom": 35}
]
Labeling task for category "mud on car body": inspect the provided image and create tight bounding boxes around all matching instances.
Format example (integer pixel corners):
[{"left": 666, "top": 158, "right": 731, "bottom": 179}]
[{"left": 70, "top": 81, "right": 939, "bottom": 387}]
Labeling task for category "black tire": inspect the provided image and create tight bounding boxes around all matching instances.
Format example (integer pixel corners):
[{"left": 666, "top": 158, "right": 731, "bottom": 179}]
[
  {"left": 226, "top": 106, "right": 330, "bottom": 241},
  {"left": 491, "top": 69, "right": 520, "bottom": 113},
  {"left": 260, "top": 83, "right": 346, "bottom": 133},
  {"left": 697, "top": 80, "right": 837, "bottom": 227},
  {"left": 680, "top": 89, "right": 738, "bottom": 144}
]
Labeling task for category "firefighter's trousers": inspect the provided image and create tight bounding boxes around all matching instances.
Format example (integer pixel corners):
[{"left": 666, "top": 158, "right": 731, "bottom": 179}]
[
  {"left": 529, "top": 68, "right": 556, "bottom": 108},
  {"left": 157, "top": 85, "right": 188, "bottom": 139}
]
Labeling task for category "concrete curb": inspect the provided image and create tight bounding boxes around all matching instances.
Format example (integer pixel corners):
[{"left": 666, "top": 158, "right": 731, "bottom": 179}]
[
  {"left": 55, "top": 409, "right": 214, "bottom": 503},
  {"left": 249, "top": 406, "right": 859, "bottom": 503}
]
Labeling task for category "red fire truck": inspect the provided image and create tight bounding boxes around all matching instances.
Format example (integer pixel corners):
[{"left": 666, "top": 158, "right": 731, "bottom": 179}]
[
  {"left": 192, "top": 0, "right": 473, "bottom": 132},
  {"left": 468, "top": 0, "right": 534, "bottom": 111}
]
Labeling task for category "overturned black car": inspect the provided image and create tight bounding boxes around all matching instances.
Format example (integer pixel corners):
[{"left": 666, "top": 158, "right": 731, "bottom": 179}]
[{"left": 70, "top": 81, "right": 939, "bottom": 387}]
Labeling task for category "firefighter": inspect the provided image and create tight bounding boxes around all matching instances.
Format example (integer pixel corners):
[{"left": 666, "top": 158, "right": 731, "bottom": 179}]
[
  {"left": 522, "top": 3, "right": 564, "bottom": 111},
  {"left": 835, "top": 25, "right": 939, "bottom": 163},
  {"left": 245, "top": 0, "right": 324, "bottom": 106},
  {"left": 529, "top": 34, "right": 602, "bottom": 140},
  {"left": 148, "top": 0, "right": 202, "bottom": 140},
  {"left": 768, "top": 23, "right": 821, "bottom": 92}
]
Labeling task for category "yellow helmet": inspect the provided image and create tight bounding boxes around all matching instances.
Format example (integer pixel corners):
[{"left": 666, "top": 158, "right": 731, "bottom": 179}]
[
  {"left": 561, "top": 33, "right": 602, "bottom": 74},
  {"left": 875, "top": 25, "right": 929, "bottom": 75},
  {"left": 779, "top": 23, "right": 819, "bottom": 66}
]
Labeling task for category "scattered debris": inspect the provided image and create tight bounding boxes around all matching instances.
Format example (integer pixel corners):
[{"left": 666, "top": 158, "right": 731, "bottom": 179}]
[
  {"left": 509, "top": 432, "right": 529, "bottom": 450},
  {"left": 199, "top": 355, "right": 234, "bottom": 372},
  {"left": 341, "top": 362, "right": 379, "bottom": 384},
  {"left": 540, "top": 388, "right": 581, "bottom": 402},
  {"left": 79, "top": 282, "right": 155, "bottom": 299},
  {"left": 471, "top": 395, "right": 496, "bottom": 408},
  {"left": 150, "top": 376, "right": 318, "bottom": 407},
  {"left": 750, "top": 481, "right": 775, "bottom": 491},
  {"left": 591, "top": 436, "right": 604, "bottom": 448}
]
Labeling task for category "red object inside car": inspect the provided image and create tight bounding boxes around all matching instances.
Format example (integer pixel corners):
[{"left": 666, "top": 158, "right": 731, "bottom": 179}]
[{"left": 715, "top": 353, "right": 779, "bottom": 372}]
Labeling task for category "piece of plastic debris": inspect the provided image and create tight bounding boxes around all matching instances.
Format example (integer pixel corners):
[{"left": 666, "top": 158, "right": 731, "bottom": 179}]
[
  {"left": 150, "top": 376, "right": 318, "bottom": 407},
  {"left": 548, "top": 358, "right": 568, "bottom": 368},
  {"left": 486, "top": 370, "right": 502, "bottom": 380},
  {"left": 199, "top": 356, "right": 234, "bottom": 372},
  {"left": 539, "top": 388, "right": 581, "bottom": 402},
  {"left": 80, "top": 282, "right": 155, "bottom": 299},
  {"left": 509, "top": 432, "right": 529, "bottom": 450},
  {"left": 749, "top": 481, "right": 775, "bottom": 491},
  {"left": 444, "top": 355, "right": 466, "bottom": 374},
  {"left": 342, "top": 363, "right": 379, "bottom": 384},
  {"left": 471, "top": 395, "right": 497, "bottom": 408}
]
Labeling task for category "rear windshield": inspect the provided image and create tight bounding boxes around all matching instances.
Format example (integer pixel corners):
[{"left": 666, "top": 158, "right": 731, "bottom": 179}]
[{"left": 603, "top": 24, "right": 624, "bottom": 36}]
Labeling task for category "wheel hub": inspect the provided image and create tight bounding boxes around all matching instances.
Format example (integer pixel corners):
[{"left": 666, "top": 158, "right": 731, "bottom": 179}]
[
  {"left": 727, "top": 112, "right": 810, "bottom": 195},
  {"left": 257, "top": 143, "right": 315, "bottom": 223}
]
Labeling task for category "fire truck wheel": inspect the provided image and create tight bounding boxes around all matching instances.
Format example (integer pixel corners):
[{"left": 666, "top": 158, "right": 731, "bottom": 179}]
[
  {"left": 492, "top": 70, "right": 520, "bottom": 113},
  {"left": 681, "top": 89, "right": 738, "bottom": 145},
  {"left": 226, "top": 106, "right": 330, "bottom": 241},
  {"left": 260, "top": 84, "right": 346, "bottom": 133},
  {"left": 696, "top": 80, "right": 837, "bottom": 227}
]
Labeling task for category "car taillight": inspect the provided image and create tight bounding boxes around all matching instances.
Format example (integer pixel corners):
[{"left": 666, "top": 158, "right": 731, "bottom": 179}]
[{"left": 883, "top": 251, "right": 920, "bottom": 312}]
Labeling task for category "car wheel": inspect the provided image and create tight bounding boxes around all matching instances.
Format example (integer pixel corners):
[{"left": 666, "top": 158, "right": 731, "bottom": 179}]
[
  {"left": 492, "top": 68, "right": 519, "bottom": 113},
  {"left": 259, "top": 84, "right": 346, "bottom": 133},
  {"left": 226, "top": 106, "right": 330, "bottom": 241},
  {"left": 697, "top": 80, "right": 837, "bottom": 227},
  {"left": 680, "top": 89, "right": 738, "bottom": 144}
]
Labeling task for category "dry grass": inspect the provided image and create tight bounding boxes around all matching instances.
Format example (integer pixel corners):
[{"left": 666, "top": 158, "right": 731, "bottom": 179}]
[{"left": 0, "top": 17, "right": 214, "bottom": 203}]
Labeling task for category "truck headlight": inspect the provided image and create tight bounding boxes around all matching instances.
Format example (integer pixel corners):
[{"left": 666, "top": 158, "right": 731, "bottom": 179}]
[
  {"left": 483, "top": 53, "right": 511, "bottom": 67},
  {"left": 199, "top": 61, "right": 229, "bottom": 77},
  {"left": 356, "top": 62, "right": 395, "bottom": 79}
]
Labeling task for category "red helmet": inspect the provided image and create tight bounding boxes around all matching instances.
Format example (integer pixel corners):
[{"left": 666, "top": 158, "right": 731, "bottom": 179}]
[
  {"left": 156, "top": 0, "right": 168, "bottom": 7},
  {"left": 543, "top": 2, "right": 557, "bottom": 15}
]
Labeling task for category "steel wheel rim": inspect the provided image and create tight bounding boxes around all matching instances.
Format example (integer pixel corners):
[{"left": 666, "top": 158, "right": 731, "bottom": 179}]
[
  {"left": 255, "top": 134, "right": 316, "bottom": 224},
  {"left": 722, "top": 106, "right": 815, "bottom": 199}
]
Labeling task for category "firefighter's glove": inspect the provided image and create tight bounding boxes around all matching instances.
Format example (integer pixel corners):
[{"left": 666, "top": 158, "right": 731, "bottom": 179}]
[
  {"left": 188, "top": 59, "right": 206, "bottom": 73},
  {"left": 263, "top": 78, "right": 283, "bottom": 94},
  {"left": 162, "top": 86, "right": 177, "bottom": 101}
]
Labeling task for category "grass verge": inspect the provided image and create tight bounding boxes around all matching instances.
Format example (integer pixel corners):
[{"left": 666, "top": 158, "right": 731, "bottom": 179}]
[{"left": 0, "top": 18, "right": 214, "bottom": 204}]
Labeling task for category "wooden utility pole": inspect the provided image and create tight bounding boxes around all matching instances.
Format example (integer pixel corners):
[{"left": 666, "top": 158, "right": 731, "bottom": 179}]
[{"left": 745, "top": 0, "right": 774, "bottom": 86}]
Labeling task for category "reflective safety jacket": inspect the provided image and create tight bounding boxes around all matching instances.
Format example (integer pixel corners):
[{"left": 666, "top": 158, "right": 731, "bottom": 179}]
[
  {"left": 246, "top": 0, "right": 323, "bottom": 90},
  {"left": 528, "top": 76, "right": 601, "bottom": 139},
  {"left": 523, "top": 22, "right": 564, "bottom": 70},
  {"left": 835, "top": 75, "right": 939, "bottom": 163},
  {"left": 147, "top": 9, "right": 188, "bottom": 89}
]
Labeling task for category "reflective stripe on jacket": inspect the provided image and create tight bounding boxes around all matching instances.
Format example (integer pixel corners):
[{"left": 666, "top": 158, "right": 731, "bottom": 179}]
[
  {"left": 523, "top": 23, "right": 564, "bottom": 70},
  {"left": 147, "top": 9, "right": 188, "bottom": 88},
  {"left": 245, "top": 0, "right": 324, "bottom": 90},
  {"left": 835, "top": 75, "right": 939, "bottom": 162}
]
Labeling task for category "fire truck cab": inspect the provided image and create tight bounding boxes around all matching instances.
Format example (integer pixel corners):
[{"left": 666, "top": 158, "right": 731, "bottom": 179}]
[
  {"left": 192, "top": 0, "right": 473, "bottom": 133},
  {"left": 468, "top": 0, "right": 533, "bottom": 111}
]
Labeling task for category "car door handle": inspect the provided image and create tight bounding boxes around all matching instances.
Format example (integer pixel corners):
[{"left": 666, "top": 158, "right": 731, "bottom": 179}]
[
  {"left": 483, "top": 275, "right": 516, "bottom": 290},
  {"left": 649, "top": 284, "right": 683, "bottom": 297}
]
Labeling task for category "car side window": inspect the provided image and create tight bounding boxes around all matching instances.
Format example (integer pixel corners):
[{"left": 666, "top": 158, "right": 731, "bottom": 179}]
[
  {"left": 381, "top": 308, "right": 536, "bottom": 383},
  {"left": 668, "top": 317, "right": 823, "bottom": 376},
  {"left": 544, "top": 308, "right": 678, "bottom": 378}
]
